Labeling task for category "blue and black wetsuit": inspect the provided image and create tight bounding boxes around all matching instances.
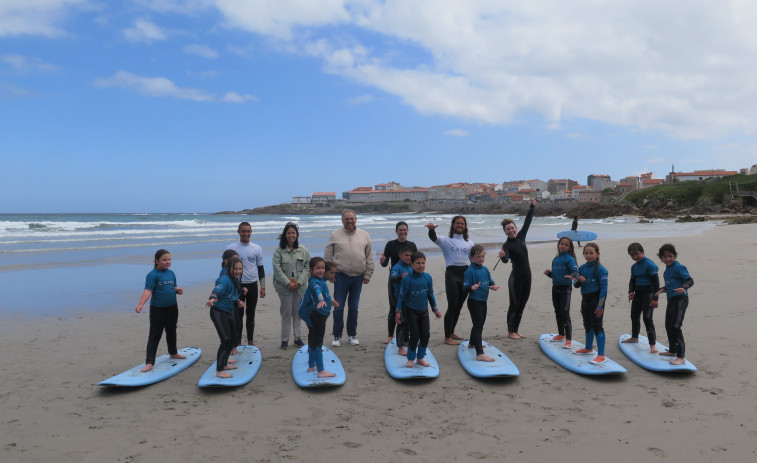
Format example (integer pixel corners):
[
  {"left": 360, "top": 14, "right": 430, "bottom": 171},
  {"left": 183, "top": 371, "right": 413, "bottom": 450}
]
[
  {"left": 661, "top": 261, "right": 694, "bottom": 358},
  {"left": 209, "top": 274, "right": 241, "bottom": 372},
  {"left": 463, "top": 263, "right": 496, "bottom": 356},
  {"left": 574, "top": 260, "right": 608, "bottom": 355},
  {"left": 144, "top": 268, "right": 180, "bottom": 365},
  {"left": 390, "top": 260, "right": 413, "bottom": 347},
  {"left": 381, "top": 239, "right": 417, "bottom": 337},
  {"left": 396, "top": 271, "right": 438, "bottom": 361},
  {"left": 629, "top": 256, "right": 660, "bottom": 344},
  {"left": 298, "top": 276, "right": 333, "bottom": 372},
  {"left": 545, "top": 252, "right": 578, "bottom": 340}
]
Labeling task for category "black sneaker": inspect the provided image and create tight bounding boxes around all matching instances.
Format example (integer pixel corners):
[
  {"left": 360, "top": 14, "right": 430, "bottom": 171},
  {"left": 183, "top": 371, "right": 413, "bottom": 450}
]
[
  {"left": 280, "top": 341, "right": 288, "bottom": 349},
  {"left": 294, "top": 338, "right": 304, "bottom": 347}
]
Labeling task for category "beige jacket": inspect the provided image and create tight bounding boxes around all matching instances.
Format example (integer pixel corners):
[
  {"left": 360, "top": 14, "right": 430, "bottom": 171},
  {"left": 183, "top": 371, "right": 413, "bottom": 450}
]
[{"left": 323, "top": 227, "right": 374, "bottom": 279}]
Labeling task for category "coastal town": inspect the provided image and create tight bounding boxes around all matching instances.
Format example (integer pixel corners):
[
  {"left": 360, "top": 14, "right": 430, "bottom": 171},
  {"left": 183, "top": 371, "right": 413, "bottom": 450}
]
[{"left": 290, "top": 167, "right": 753, "bottom": 206}]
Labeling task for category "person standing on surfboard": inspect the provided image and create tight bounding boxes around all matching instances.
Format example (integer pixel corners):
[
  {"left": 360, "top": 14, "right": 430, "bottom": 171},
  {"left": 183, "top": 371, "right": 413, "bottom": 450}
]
[
  {"left": 298, "top": 257, "right": 339, "bottom": 378},
  {"left": 655, "top": 244, "right": 694, "bottom": 366},
  {"left": 544, "top": 237, "right": 579, "bottom": 349},
  {"left": 206, "top": 256, "right": 245, "bottom": 379},
  {"left": 226, "top": 222, "right": 266, "bottom": 346},
  {"left": 389, "top": 245, "right": 415, "bottom": 356},
  {"left": 425, "top": 216, "right": 473, "bottom": 345},
  {"left": 324, "top": 210, "right": 374, "bottom": 347},
  {"left": 499, "top": 198, "right": 536, "bottom": 339},
  {"left": 135, "top": 249, "right": 186, "bottom": 373},
  {"left": 463, "top": 245, "right": 500, "bottom": 362},
  {"left": 379, "top": 221, "right": 417, "bottom": 344},
  {"left": 623, "top": 243, "right": 660, "bottom": 354},
  {"left": 571, "top": 216, "right": 581, "bottom": 247},
  {"left": 573, "top": 243, "right": 609, "bottom": 365}
]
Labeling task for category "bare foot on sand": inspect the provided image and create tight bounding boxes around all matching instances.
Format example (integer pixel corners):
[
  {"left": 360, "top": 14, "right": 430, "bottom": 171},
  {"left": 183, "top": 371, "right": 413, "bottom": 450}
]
[
  {"left": 170, "top": 353, "right": 186, "bottom": 360},
  {"left": 516, "top": 333, "right": 526, "bottom": 339},
  {"left": 451, "top": 333, "right": 463, "bottom": 340},
  {"left": 318, "top": 370, "right": 336, "bottom": 378},
  {"left": 621, "top": 337, "right": 638, "bottom": 344},
  {"left": 140, "top": 364, "right": 154, "bottom": 373},
  {"left": 507, "top": 333, "right": 520, "bottom": 339},
  {"left": 476, "top": 354, "right": 495, "bottom": 362},
  {"left": 383, "top": 337, "right": 393, "bottom": 344},
  {"left": 417, "top": 359, "right": 431, "bottom": 367},
  {"left": 444, "top": 337, "right": 460, "bottom": 345},
  {"left": 216, "top": 371, "right": 232, "bottom": 378},
  {"left": 670, "top": 357, "right": 686, "bottom": 365}
]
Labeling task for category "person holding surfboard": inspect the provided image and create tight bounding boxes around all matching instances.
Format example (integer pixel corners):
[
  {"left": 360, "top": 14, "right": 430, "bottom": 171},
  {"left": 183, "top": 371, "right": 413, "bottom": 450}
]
[
  {"left": 380, "top": 221, "right": 418, "bottom": 344},
  {"left": 573, "top": 243, "right": 609, "bottom": 365},
  {"left": 655, "top": 244, "right": 694, "bottom": 365},
  {"left": 425, "top": 216, "right": 473, "bottom": 345},
  {"left": 463, "top": 245, "right": 500, "bottom": 362},
  {"left": 298, "top": 257, "right": 340, "bottom": 378},
  {"left": 498, "top": 198, "right": 536, "bottom": 339},
  {"left": 206, "top": 256, "right": 246, "bottom": 379},
  {"left": 395, "top": 251, "right": 442, "bottom": 368},
  {"left": 571, "top": 216, "right": 581, "bottom": 247},
  {"left": 623, "top": 242, "right": 660, "bottom": 353},
  {"left": 135, "top": 249, "right": 186, "bottom": 373},
  {"left": 544, "top": 237, "right": 579, "bottom": 349}
]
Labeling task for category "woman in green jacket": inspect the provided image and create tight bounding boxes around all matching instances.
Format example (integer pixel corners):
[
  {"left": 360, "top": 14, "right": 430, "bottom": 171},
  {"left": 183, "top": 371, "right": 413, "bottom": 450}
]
[{"left": 272, "top": 222, "right": 311, "bottom": 349}]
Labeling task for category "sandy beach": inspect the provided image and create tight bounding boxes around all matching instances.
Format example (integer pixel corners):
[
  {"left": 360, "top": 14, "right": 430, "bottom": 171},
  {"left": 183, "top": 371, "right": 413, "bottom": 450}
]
[{"left": 2, "top": 223, "right": 757, "bottom": 462}]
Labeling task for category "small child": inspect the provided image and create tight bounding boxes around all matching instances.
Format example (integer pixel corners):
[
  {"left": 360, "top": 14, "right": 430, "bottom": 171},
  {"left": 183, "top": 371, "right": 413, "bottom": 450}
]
[
  {"left": 544, "top": 237, "right": 578, "bottom": 349},
  {"left": 219, "top": 249, "right": 245, "bottom": 356},
  {"left": 463, "top": 245, "right": 500, "bottom": 361},
  {"left": 298, "top": 258, "right": 338, "bottom": 378},
  {"left": 325, "top": 261, "right": 338, "bottom": 284},
  {"left": 655, "top": 244, "right": 694, "bottom": 365},
  {"left": 573, "top": 243, "right": 609, "bottom": 365},
  {"left": 396, "top": 251, "right": 441, "bottom": 368},
  {"left": 389, "top": 244, "right": 414, "bottom": 356},
  {"left": 206, "top": 256, "right": 245, "bottom": 378},
  {"left": 623, "top": 242, "right": 660, "bottom": 353},
  {"left": 135, "top": 249, "right": 185, "bottom": 373}
]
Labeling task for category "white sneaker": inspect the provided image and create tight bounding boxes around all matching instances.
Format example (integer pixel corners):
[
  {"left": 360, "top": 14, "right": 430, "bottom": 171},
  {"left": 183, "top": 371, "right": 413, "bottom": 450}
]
[
  {"left": 331, "top": 337, "right": 341, "bottom": 347},
  {"left": 348, "top": 336, "right": 360, "bottom": 346}
]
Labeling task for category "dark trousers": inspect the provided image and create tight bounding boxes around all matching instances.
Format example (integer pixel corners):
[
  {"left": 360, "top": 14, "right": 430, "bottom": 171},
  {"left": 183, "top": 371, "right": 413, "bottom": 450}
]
[
  {"left": 308, "top": 311, "right": 328, "bottom": 371},
  {"left": 444, "top": 265, "right": 468, "bottom": 338},
  {"left": 665, "top": 296, "right": 688, "bottom": 358},
  {"left": 506, "top": 272, "right": 531, "bottom": 333},
  {"left": 467, "top": 299, "right": 487, "bottom": 355},
  {"left": 406, "top": 308, "right": 430, "bottom": 361},
  {"left": 387, "top": 278, "right": 398, "bottom": 338},
  {"left": 396, "top": 308, "right": 409, "bottom": 347},
  {"left": 209, "top": 307, "right": 235, "bottom": 372},
  {"left": 630, "top": 288, "right": 656, "bottom": 345},
  {"left": 236, "top": 281, "right": 258, "bottom": 344},
  {"left": 145, "top": 304, "right": 178, "bottom": 364},
  {"left": 332, "top": 273, "right": 363, "bottom": 338},
  {"left": 552, "top": 285, "right": 572, "bottom": 340}
]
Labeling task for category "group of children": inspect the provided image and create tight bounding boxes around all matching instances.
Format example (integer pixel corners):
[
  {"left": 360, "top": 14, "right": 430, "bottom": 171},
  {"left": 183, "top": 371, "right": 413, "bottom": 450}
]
[{"left": 136, "top": 235, "right": 693, "bottom": 378}]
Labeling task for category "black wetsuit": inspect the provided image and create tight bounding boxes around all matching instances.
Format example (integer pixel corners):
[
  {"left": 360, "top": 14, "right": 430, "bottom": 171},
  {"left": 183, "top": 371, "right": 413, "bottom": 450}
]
[
  {"left": 629, "top": 270, "right": 660, "bottom": 345},
  {"left": 380, "top": 239, "right": 417, "bottom": 338},
  {"left": 500, "top": 204, "right": 534, "bottom": 333}
]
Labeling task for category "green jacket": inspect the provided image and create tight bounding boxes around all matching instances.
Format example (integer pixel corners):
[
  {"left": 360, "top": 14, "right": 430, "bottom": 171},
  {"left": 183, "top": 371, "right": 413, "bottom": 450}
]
[{"left": 272, "top": 245, "right": 311, "bottom": 296}]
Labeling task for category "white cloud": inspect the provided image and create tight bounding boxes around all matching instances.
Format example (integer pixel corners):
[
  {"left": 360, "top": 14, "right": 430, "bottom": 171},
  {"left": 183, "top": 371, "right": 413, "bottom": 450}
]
[
  {"left": 183, "top": 44, "right": 219, "bottom": 59},
  {"left": 0, "top": 0, "right": 86, "bottom": 37},
  {"left": 0, "top": 80, "right": 37, "bottom": 98},
  {"left": 123, "top": 19, "right": 167, "bottom": 43},
  {"left": 94, "top": 71, "right": 257, "bottom": 103},
  {"left": 1, "top": 54, "right": 60, "bottom": 72},
  {"left": 206, "top": 0, "right": 757, "bottom": 140},
  {"left": 444, "top": 129, "right": 468, "bottom": 137},
  {"left": 348, "top": 94, "right": 373, "bottom": 105}
]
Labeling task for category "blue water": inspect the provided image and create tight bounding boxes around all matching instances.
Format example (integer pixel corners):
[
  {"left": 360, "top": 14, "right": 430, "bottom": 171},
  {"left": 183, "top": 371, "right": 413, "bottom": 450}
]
[{"left": 0, "top": 212, "right": 715, "bottom": 315}]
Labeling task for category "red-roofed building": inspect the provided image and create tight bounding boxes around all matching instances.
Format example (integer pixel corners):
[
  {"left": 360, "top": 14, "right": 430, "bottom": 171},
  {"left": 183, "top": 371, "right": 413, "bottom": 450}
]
[
  {"left": 667, "top": 169, "right": 739, "bottom": 183},
  {"left": 641, "top": 178, "right": 664, "bottom": 189},
  {"left": 312, "top": 192, "right": 336, "bottom": 204}
]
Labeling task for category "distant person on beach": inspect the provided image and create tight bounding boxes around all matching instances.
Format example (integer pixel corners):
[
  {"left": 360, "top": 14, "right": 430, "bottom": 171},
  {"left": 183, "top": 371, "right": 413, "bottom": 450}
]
[
  {"left": 623, "top": 242, "right": 660, "bottom": 353},
  {"left": 380, "top": 221, "right": 417, "bottom": 344},
  {"left": 655, "top": 244, "right": 694, "bottom": 365},
  {"left": 571, "top": 216, "right": 581, "bottom": 247},
  {"left": 298, "top": 257, "right": 339, "bottom": 378},
  {"left": 272, "top": 222, "right": 311, "bottom": 349},
  {"left": 544, "top": 237, "right": 578, "bottom": 349},
  {"left": 395, "top": 251, "right": 441, "bottom": 368},
  {"left": 463, "top": 245, "right": 500, "bottom": 362},
  {"left": 389, "top": 244, "right": 415, "bottom": 355},
  {"left": 498, "top": 198, "right": 536, "bottom": 339},
  {"left": 226, "top": 222, "right": 265, "bottom": 346},
  {"left": 135, "top": 249, "right": 186, "bottom": 373},
  {"left": 324, "top": 210, "right": 374, "bottom": 347},
  {"left": 425, "top": 216, "right": 473, "bottom": 345},
  {"left": 206, "top": 256, "right": 245, "bottom": 379},
  {"left": 573, "top": 243, "right": 609, "bottom": 365}
]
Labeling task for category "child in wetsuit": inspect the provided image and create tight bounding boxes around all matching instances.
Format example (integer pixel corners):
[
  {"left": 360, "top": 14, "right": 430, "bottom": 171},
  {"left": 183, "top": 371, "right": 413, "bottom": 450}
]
[
  {"left": 544, "top": 237, "right": 578, "bottom": 349},
  {"left": 206, "top": 256, "right": 245, "bottom": 378},
  {"left": 135, "top": 249, "right": 186, "bottom": 373},
  {"left": 298, "top": 258, "right": 339, "bottom": 378},
  {"left": 655, "top": 244, "right": 694, "bottom": 365},
  {"left": 463, "top": 245, "right": 500, "bottom": 362},
  {"left": 396, "top": 251, "right": 441, "bottom": 368},
  {"left": 623, "top": 242, "right": 660, "bottom": 353},
  {"left": 573, "top": 243, "right": 609, "bottom": 365},
  {"left": 389, "top": 245, "right": 414, "bottom": 355}
]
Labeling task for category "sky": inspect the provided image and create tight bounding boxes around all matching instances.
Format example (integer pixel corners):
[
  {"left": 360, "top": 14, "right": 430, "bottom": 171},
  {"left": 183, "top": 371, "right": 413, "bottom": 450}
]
[{"left": 2, "top": 0, "right": 757, "bottom": 213}]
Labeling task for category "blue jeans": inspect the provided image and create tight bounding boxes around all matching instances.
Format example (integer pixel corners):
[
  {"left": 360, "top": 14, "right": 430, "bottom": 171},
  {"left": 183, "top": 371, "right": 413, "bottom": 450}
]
[{"left": 332, "top": 272, "right": 363, "bottom": 338}]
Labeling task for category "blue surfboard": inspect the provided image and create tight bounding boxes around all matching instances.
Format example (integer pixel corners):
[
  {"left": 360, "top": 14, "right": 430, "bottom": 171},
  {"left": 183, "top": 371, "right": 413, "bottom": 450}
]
[
  {"left": 198, "top": 345, "right": 262, "bottom": 387},
  {"left": 457, "top": 340, "right": 519, "bottom": 378},
  {"left": 384, "top": 339, "right": 440, "bottom": 379},
  {"left": 291, "top": 346, "right": 346, "bottom": 387},
  {"left": 99, "top": 347, "right": 201, "bottom": 387},
  {"left": 539, "top": 334, "right": 626, "bottom": 375},
  {"left": 618, "top": 334, "right": 696, "bottom": 373},
  {"left": 557, "top": 230, "right": 598, "bottom": 242}
]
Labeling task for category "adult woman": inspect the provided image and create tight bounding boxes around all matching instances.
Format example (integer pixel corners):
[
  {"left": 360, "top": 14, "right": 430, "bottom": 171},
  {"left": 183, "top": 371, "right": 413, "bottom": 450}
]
[
  {"left": 379, "top": 221, "right": 417, "bottom": 343},
  {"left": 498, "top": 198, "right": 536, "bottom": 339},
  {"left": 272, "top": 222, "right": 311, "bottom": 349}
]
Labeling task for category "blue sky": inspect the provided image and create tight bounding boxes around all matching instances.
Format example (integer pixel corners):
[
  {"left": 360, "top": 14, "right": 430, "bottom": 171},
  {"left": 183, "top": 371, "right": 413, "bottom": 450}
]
[{"left": 2, "top": 0, "right": 757, "bottom": 213}]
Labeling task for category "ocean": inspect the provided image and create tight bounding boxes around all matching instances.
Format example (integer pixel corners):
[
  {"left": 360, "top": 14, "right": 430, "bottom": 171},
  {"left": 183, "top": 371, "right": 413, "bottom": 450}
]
[{"left": 0, "top": 212, "right": 716, "bottom": 315}]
